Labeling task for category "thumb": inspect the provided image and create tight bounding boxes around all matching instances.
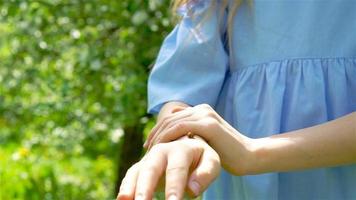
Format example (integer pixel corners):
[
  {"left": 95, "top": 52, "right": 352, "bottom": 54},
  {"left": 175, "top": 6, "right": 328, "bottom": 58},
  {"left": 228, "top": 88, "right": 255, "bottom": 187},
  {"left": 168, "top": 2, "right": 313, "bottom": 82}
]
[{"left": 186, "top": 147, "right": 221, "bottom": 197}]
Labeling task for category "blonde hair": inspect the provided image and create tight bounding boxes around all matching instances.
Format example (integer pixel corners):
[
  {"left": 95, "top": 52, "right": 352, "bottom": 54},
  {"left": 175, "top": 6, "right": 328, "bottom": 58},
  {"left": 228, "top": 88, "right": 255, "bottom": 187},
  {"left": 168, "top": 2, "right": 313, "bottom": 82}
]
[{"left": 172, "top": 0, "right": 252, "bottom": 66}]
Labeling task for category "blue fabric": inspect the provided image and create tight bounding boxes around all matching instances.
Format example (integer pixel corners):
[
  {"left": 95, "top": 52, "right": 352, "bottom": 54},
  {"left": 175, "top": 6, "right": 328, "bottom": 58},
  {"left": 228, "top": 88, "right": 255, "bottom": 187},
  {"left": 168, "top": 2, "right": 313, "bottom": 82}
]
[
  {"left": 147, "top": 0, "right": 356, "bottom": 199},
  {"left": 147, "top": 0, "right": 228, "bottom": 114}
]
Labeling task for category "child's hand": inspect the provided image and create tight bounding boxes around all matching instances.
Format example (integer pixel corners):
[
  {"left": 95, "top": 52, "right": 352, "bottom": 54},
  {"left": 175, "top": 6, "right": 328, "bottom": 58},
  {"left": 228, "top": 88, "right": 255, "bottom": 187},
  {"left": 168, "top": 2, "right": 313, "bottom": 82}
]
[
  {"left": 144, "top": 104, "right": 219, "bottom": 148},
  {"left": 144, "top": 103, "right": 255, "bottom": 175},
  {"left": 117, "top": 136, "right": 220, "bottom": 200}
]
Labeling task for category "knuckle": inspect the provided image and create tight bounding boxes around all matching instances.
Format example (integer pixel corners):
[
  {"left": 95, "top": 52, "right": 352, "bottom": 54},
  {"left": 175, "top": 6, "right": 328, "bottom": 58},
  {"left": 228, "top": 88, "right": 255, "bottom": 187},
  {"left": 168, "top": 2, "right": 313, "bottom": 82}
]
[
  {"left": 141, "top": 159, "right": 163, "bottom": 174},
  {"left": 198, "top": 169, "right": 219, "bottom": 182},
  {"left": 126, "top": 163, "right": 139, "bottom": 174},
  {"left": 209, "top": 156, "right": 221, "bottom": 168},
  {"left": 120, "top": 178, "right": 133, "bottom": 191},
  {"left": 150, "top": 142, "right": 168, "bottom": 152},
  {"left": 135, "top": 192, "right": 147, "bottom": 199},
  {"left": 131, "top": 162, "right": 140, "bottom": 169},
  {"left": 149, "top": 144, "right": 160, "bottom": 153},
  {"left": 125, "top": 168, "right": 134, "bottom": 176},
  {"left": 203, "top": 118, "right": 218, "bottom": 129},
  {"left": 173, "top": 122, "right": 186, "bottom": 130},
  {"left": 120, "top": 177, "right": 128, "bottom": 186},
  {"left": 144, "top": 162, "right": 161, "bottom": 173},
  {"left": 206, "top": 110, "right": 216, "bottom": 118},
  {"left": 166, "top": 165, "right": 189, "bottom": 173},
  {"left": 173, "top": 142, "right": 191, "bottom": 153},
  {"left": 196, "top": 105, "right": 218, "bottom": 120},
  {"left": 197, "top": 160, "right": 221, "bottom": 178},
  {"left": 198, "top": 170, "right": 214, "bottom": 180},
  {"left": 199, "top": 103, "right": 212, "bottom": 109}
]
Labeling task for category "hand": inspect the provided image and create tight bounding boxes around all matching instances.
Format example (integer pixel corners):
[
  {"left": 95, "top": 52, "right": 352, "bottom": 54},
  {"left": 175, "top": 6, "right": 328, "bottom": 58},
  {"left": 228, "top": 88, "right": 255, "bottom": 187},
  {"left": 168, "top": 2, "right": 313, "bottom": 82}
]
[
  {"left": 144, "top": 103, "right": 254, "bottom": 175},
  {"left": 117, "top": 136, "right": 221, "bottom": 200}
]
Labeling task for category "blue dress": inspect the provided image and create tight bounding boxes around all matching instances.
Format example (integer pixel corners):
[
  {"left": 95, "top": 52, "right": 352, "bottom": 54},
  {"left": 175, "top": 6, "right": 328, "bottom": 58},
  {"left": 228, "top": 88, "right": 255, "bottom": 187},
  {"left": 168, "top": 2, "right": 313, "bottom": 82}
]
[{"left": 147, "top": 0, "right": 356, "bottom": 199}]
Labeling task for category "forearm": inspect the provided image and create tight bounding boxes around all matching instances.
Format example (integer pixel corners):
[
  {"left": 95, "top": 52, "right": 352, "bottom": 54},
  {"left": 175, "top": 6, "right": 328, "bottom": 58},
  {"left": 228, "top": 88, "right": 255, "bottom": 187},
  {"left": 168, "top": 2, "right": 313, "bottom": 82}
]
[{"left": 247, "top": 112, "right": 356, "bottom": 174}]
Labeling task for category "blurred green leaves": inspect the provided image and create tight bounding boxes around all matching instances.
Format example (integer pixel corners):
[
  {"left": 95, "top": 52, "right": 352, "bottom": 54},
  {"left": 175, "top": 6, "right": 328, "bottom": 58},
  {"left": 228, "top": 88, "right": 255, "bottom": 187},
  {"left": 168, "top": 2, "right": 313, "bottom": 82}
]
[{"left": 0, "top": 0, "right": 173, "bottom": 199}]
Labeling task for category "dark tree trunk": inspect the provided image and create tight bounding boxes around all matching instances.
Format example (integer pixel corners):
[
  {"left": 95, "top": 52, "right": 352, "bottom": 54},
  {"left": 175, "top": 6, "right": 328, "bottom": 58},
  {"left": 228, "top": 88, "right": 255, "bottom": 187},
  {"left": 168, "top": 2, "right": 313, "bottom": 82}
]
[{"left": 115, "top": 123, "right": 144, "bottom": 196}]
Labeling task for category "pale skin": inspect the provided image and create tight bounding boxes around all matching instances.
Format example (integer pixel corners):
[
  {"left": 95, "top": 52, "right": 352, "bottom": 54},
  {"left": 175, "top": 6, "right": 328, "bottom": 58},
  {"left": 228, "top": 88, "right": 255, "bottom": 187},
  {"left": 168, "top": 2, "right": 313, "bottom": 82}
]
[
  {"left": 118, "top": 101, "right": 356, "bottom": 199},
  {"left": 117, "top": 102, "right": 221, "bottom": 200}
]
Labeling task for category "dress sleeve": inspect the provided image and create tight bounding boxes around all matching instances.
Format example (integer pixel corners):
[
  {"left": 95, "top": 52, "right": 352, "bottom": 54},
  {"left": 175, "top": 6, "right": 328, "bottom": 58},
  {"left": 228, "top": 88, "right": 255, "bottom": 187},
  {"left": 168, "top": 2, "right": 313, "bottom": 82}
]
[{"left": 147, "top": 0, "right": 229, "bottom": 115}]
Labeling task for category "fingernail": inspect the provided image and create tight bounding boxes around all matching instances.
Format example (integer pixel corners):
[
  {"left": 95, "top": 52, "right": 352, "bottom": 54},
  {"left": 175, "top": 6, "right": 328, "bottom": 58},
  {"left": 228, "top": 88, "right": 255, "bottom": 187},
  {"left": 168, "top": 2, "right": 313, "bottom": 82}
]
[
  {"left": 189, "top": 180, "right": 200, "bottom": 196},
  {"left": 116, "top": 193, "right": 127, "bottom": 200},
  {"left": 168, "top": 194, "right": 178, "bottom": 200},
  {"left": 143, "top": 140, "right": 147, "bottom": 148},
  {"left": 135, "top": 194, "right": 145, "bottom": 200}
]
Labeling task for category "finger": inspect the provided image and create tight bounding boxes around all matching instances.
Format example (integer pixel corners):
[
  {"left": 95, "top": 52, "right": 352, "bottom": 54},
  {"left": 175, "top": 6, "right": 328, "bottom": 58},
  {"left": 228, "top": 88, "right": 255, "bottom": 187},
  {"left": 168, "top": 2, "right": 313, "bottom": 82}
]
[
  {"left": 149, "top": 120, "right": 201, "bottom": 149},
  {"left": 165, "top": 149, "right": 194, "bottom": 200},
  {"left": 171, "top": 106, "right": 188, "bottom": 113},
  {"left": 117, "top": 163, "right": 140, "bottom": 200},
  {"left": 143, "top": 107, "right": 192, "bottom": 148},
  {"left": 135, "top": 145, "right": 167, "bottom": 200},
  {"left": 187, "top": 146, "right": 221, "bottom": 198},
  {"left": 145, "top": 108, "right": 194, "bottom": 148},
  {"left": 149, "top": 107, "right": 193, "bottom": 142}
]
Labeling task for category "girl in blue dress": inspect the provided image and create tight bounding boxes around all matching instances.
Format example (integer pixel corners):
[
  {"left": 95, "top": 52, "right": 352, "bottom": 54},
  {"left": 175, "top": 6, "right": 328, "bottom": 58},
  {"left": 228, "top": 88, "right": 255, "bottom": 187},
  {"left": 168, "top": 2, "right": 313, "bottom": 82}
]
[{"left": 117, "top": 0, "right": 356, "bottom": 199}]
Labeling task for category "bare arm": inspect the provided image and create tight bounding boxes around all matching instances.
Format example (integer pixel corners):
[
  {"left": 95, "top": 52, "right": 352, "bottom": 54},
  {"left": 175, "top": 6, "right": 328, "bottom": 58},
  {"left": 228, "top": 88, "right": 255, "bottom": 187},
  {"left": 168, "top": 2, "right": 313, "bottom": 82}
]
[
  {"left": 249, "top": 111, "right": 356, "bottom": 174},
  {"left": 145, "top": 104, "right": 356, "bottom": 175}
]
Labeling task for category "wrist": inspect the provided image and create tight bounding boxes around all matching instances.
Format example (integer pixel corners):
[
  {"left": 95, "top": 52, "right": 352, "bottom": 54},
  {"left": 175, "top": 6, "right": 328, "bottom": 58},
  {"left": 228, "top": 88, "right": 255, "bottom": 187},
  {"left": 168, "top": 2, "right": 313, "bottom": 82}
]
[
  {"left": 241, "top": 137, "right": 263, "bottom": 175},
  {"left": 229, "top": 136, "right": 258, "bottom": 176},
  {"left": 243, "top": 137, "right": 278, "bottom": 175},
  {"left": 219, "top": 129, "right": 256, "bottom": 176}
]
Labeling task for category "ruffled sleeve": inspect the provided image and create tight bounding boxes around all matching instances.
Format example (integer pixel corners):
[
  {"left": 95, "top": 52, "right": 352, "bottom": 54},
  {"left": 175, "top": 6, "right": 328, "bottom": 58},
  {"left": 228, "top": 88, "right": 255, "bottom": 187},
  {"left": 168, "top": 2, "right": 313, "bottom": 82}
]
[{"left": 147, "top": 0, "right": 229, "bottom": 114}]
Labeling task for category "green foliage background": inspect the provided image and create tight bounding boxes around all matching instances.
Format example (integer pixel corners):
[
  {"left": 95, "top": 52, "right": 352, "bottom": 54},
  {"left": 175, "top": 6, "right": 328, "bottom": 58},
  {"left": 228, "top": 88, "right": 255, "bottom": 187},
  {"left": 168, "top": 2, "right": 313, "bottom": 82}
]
[{"left": 0, "top": 0, "right": 173, "bottom": 199}]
